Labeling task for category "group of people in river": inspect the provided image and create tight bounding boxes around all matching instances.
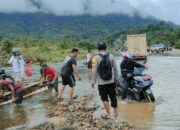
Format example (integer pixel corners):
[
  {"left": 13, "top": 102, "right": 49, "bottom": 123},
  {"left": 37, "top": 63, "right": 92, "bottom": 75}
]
[{"left": 0, "top": 41, "right": 147, "bottom": 119}]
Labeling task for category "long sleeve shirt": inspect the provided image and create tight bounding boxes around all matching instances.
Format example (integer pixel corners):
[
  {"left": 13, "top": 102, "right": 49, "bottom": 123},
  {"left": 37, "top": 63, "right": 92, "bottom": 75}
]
[
  {"left": 120, "top": 60, "right": 145, "bottom": 78},
  {"left": 92, "top": 51, "right": 118, "bottom": 85}
]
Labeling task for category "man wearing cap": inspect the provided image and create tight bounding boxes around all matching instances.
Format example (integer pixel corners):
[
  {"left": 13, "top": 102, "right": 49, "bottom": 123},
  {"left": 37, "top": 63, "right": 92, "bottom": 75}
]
[
  {"left": 39, "top": 63, "right": 59, "bottom": 94},
  {"left": 58, "top": 48, "right": 82, "bottom": 100}
]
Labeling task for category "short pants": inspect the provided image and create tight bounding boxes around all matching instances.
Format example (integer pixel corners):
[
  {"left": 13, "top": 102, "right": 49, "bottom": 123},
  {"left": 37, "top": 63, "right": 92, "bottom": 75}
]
[
  {"left": 47, "top": 79, "right": 58, "bottom": 92},
  {"left": 98, "top": 83, "right": 117, "bottom": 108},
  {"left": 61, "top": 75, "right": 75, "bottom": 87}
]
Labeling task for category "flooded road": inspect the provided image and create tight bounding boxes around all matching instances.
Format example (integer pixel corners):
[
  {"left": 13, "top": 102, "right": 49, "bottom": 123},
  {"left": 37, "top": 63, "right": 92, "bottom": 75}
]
[
  {"left": 116, "top": 56, "right": 180, "bottom": 130},
  {"left": 0, "top": 56, "right": 180, "bottom": 130}
]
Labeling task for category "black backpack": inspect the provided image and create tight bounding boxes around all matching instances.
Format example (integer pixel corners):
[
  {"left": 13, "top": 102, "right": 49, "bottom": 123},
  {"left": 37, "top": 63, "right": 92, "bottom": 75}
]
[{"left": 97, "top": 53, "right": 112, "bottom": 80}]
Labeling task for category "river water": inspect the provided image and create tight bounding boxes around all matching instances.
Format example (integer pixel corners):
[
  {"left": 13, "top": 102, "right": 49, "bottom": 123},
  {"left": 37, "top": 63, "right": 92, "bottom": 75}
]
[{"left": 0, "top": 56, "right": 180, "bottom": 130}]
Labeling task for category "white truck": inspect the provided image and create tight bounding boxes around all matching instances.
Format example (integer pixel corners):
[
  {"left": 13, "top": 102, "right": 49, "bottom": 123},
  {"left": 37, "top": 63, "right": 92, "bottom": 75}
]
[{"left": 127, "top": 34, "right": 148, "bottom": 64}]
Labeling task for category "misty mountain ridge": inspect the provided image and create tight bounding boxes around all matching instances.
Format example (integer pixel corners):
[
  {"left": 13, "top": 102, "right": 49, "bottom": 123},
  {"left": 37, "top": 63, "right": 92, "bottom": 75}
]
[{"left": 0, "top": 12, "right": 164, "bottom": 41}]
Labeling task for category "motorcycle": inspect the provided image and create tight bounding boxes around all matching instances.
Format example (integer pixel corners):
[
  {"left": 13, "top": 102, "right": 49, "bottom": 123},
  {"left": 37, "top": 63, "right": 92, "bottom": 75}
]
[
  {"left": 0, "top": 69, "right": 15, "bottom": 81},
  {"left": 116, "top": 67, "right": 155, "bottom": 103}
]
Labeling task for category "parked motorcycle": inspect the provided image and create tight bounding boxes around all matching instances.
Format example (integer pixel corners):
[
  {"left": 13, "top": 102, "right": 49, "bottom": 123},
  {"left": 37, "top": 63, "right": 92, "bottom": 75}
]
[
  {"left": 0, "top": 69, "right": 14, "bottom": 81},
  {"left": 116, "top": 68, "right": 155, "bottom": 103}
]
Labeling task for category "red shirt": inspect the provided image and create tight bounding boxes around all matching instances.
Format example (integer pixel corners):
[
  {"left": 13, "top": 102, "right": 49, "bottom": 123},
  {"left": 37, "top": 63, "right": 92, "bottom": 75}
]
[{"left": 42, "top": 67, "right": 58, "bottom": 81}]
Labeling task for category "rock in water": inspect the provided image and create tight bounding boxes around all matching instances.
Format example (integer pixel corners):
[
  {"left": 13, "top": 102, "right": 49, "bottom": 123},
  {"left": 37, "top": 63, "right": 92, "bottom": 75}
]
[{"left": 48, "top": 116, "right": 67, "bottom": 125}]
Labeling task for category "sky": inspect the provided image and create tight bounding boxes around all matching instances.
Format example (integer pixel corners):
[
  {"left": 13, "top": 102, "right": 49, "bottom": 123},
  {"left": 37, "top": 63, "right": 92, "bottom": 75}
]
[{"left": 0, "top": 0, "right": 179, "bottom": 25}]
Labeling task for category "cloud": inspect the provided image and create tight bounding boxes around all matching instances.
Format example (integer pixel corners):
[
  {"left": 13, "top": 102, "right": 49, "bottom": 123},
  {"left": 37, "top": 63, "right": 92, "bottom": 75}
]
[
  {"left": 0, "top": 0, "right": 38, "bottom": 13},
  {"left": 128, "top": 0, "right": 180, "bottom": 24},
  {"left": 0, "top": 0, "right": 136, "bottom": 16},
  {"left": 0, "top": 0, "right": 179, "bottom": 24}
]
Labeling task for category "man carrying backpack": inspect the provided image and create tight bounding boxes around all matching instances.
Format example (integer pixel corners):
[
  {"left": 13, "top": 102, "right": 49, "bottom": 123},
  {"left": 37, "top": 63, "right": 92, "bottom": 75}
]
[{"left": 92, "top": 42, "right": 118, "bottom": 119}]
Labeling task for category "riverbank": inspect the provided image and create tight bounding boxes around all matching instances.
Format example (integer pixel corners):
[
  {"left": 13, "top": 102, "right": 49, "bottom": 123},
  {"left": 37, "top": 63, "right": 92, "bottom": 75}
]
[
  {"left": 28, "top": 95, "right": 133, "bottom": 130},
  {"left": 166, "top": 48, "right": 180, "bottom": 56}
]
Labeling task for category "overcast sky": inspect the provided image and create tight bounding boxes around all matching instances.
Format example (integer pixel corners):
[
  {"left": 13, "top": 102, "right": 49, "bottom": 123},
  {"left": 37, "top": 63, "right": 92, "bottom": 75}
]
[{"left": 0, "top": 0, "right": 179, "bottom": 25}]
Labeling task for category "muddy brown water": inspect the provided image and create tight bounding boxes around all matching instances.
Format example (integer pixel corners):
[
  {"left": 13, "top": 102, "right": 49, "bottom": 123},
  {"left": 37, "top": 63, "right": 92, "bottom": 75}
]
[{"left": 0, "top": 56, "right": 180, "bottom": 130}]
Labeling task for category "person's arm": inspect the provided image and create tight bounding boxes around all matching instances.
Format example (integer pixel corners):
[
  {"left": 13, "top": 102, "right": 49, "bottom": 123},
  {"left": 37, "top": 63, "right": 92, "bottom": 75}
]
[
  {"left": 91, "top": 56, "right": 98, "bottom": 88},
  {"left": 0, "top": 89, "right": 5, "bottom": 98},
  {"left": 133, "top": 61, "right": 145, "bottom": 68},
  {"left": 120, "top": 62, "right": 128, "bottom": 76},
  {"left": 112, "top": 55, "right": 118, "bottom": 81},
  {"left": 72, "top": 64, "right": 81, "bottom": 80},
  {"left": 22, "top": 58, "right": 25, "bottom": 65},
  {"left": 52, "top": 71, "right": 58, "bottom": 83},
  {"left": 8, "top": 56, "right": 13, "bottom": 65},
  {"left": 8, "top": 85, "right": 15, "bottom": 100}
]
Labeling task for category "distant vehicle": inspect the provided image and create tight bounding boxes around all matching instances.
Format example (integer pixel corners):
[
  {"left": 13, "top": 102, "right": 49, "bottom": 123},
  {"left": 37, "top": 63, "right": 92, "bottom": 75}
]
[
  {"left": 167, "top": 44, "right": 172, "bottom": 51},
  {"left": 150, "top": 44, "right": 165, "bottom": 53},
  {"left": 158, "top": 43, "right": 166, "bottom": 52}
]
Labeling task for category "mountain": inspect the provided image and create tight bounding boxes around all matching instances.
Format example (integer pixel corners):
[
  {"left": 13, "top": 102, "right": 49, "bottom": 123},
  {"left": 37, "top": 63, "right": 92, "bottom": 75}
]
[{"left": 0, "top": 13, "right": 160, "bottom": 41}]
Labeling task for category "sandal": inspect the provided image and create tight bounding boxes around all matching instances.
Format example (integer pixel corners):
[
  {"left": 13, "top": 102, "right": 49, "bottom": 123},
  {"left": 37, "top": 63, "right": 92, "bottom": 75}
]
[
  {"left": 101, "top": 114, "right": 111, "bottom": 119},
  {"left": 114, "top": 114, "right": 118, "bottom": 117},
  {"left": 57, "top": 96, "right": 64, "bottom": 101},
  {"left": 72, "top": 95, "right": 78, "bottom": 99}
]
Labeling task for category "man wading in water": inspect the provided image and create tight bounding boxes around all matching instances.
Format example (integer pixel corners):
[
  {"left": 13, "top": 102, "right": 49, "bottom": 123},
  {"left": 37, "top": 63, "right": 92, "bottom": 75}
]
[
  {"left": 0, "top": 80, "right": 24, "bottom": 104},
  {"left": 39, "top": 63, "right": 59, "bottom": 95},
  {"left": 58, "top": 48, "right": 82, "bottom": 101},
  {"left": 92, "top": 42, "right": 119, "bottom": 119}
]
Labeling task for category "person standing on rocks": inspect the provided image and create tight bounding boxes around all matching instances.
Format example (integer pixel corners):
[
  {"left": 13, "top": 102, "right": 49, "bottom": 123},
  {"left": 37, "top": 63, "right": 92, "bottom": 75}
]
[
  {"left": 92, "top": 42, "right": 119, "bottom": 119},
  {"left": 58, "top": 48, "right": 82, "bottom": 101},
  {"left": 8, "top": 48, "right": 25, "bottom": 82}
]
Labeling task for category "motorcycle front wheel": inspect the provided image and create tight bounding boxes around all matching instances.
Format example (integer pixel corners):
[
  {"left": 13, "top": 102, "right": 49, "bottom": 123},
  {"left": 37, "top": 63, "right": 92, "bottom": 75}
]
[{"left": 144, "top": 92, "right": 155, "bottom": 103}]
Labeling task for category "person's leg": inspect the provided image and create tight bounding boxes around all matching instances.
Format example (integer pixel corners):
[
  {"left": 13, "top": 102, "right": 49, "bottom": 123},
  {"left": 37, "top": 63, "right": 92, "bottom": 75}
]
[
  {"left": 68, "top": 75, "right": 76, "bottom": 100},
  {"left": 13, "top": 88, "right": 24, "bottom": 104},
  {"left": 58, "top": 75, "right": 66, "bottom": 98},
  {"left": 98, "top": 85, "right": 111, "bottom": 118},
  {"left": 87, "top": 69, "right": 92, "bottom": 79},
  {"left": 52, "top": 79, "right": 58, "bottom": 94},
  {"left": 48, "top": 85, "right": 53, "bottom": 95},
  {"left": 122, "top": 79, "right": 129, "bottom": 100},
  {"left": 54, "top": 83, "right": 58, "bottom": 93},
  {"left": 15, "top": 72, "right": 20, "bottom": 82},
  {"left": 47, "top": 81, "right": 53, "bottom": 95},
  {"left": 68, "top": 86, "right": 74, "bottom": 100},
  {"left": 20, "top": 71, "right": 25, "bottom": 82},
  {"left": 58, "top": 85, "right": 65, "bottom": 98},
  {"left": 108, "top": 83, "right": 118, "bottom": 115},
  {"left": 102, "top": 101, "right": 111, "bottom": 117}
]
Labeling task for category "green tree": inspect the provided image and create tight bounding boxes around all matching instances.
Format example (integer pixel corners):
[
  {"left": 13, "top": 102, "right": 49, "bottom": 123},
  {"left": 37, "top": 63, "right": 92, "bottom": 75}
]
[
  {"left": 175, "top": 39, "right": 180, "bottom": 49},
  {"left": 1, "top": 40, "right": 13, "bottom": 54}
]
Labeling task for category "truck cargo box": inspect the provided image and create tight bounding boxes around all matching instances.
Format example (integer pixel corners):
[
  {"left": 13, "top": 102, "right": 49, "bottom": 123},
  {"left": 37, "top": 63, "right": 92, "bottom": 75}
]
[{"left": 127, "top": 34, "right": 147, "bottom": 60}]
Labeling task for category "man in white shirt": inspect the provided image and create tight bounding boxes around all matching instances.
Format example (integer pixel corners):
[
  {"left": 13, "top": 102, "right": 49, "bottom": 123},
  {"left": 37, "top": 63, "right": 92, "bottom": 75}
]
[{"left": 9, "top": 48, "right": 25, "bottom": 82}]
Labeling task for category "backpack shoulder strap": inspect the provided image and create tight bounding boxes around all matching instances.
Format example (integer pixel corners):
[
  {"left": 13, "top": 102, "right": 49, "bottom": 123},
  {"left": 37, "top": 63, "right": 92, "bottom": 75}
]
[{"left": 98, "top": 53, "right": 109, "bottom": 57}]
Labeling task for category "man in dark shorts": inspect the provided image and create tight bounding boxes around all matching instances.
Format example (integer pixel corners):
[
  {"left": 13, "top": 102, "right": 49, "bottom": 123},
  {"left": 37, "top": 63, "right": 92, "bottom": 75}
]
[
  {"left": 0, "top": 80, "right": 24, "bottom": 104},
  {"left": 39, "top": 63, "right": 59, "bottom": 94},
  {"left": 58, "top": 48, "right": 82, "bottom": 100},
  {"left": 92, "top": 42, "right": 118, "bottom": 119}
]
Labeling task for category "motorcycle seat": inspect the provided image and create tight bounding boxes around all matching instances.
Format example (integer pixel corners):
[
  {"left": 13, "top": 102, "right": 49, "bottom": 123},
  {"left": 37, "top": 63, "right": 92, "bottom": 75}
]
[{"left": 143, "top": 75, "right": 152, "bottom": 80}]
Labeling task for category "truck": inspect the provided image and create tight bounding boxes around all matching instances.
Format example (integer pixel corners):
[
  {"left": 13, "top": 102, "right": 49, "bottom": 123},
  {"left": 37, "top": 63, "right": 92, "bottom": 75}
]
[{"left": 127, "top": 34, "right": 148, "bottom": 64}]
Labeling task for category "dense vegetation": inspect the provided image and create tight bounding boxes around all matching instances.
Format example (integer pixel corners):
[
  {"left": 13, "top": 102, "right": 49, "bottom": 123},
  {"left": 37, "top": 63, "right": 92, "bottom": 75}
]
[
  {"left": 0, "top": 13, "right": 180, "bottom": 66},
  {"left": 0, "top": 13, "right": 159, "bottom": 42}
]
